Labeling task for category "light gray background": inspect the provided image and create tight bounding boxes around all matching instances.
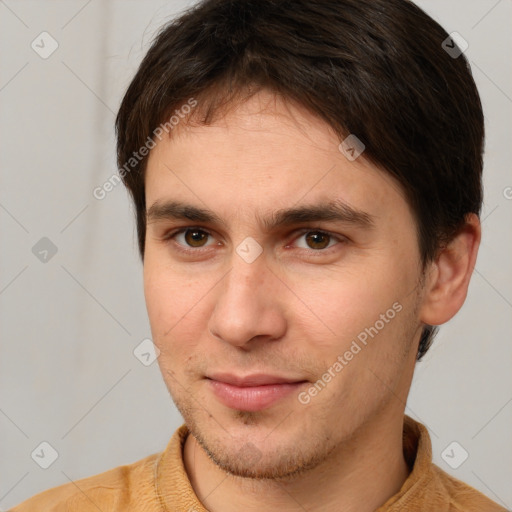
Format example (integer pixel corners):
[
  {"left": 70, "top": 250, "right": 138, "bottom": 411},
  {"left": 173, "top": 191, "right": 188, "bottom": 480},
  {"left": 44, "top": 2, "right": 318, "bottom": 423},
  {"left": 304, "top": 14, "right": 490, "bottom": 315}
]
[{"left": 0, "top": 0, "right": 511, "bottom": 509}]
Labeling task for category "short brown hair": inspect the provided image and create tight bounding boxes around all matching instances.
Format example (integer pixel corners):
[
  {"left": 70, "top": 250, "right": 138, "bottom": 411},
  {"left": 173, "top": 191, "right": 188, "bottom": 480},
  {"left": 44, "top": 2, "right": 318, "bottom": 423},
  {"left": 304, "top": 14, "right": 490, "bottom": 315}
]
[{"left": 115, "top": 0, "right": 484, "bottom": 360}]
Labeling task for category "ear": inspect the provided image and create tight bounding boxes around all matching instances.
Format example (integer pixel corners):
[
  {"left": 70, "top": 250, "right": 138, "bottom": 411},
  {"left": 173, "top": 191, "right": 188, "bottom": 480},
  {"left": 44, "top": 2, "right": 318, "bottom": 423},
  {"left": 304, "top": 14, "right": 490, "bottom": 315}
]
[{"left": 419, "top": 213, "right": 481, "bottom": 326}]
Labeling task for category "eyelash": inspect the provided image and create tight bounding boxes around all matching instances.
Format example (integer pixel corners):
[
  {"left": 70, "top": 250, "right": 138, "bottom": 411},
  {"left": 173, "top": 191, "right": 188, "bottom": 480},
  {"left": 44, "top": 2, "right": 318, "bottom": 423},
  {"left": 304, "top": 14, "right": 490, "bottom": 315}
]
[{"left": 161, "top": 226, "right": 346, "bottom": 257}]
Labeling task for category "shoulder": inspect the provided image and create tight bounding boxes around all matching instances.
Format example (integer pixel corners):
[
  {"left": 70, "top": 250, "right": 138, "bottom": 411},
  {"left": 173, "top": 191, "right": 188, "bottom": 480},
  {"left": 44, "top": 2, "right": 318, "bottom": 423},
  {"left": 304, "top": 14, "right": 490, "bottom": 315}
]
[
  {"left": 431, "top": 464, "right": 509, "bottom": 512},
  {"left": 9, "top": 451, "right": 161, "bottom": 512}
]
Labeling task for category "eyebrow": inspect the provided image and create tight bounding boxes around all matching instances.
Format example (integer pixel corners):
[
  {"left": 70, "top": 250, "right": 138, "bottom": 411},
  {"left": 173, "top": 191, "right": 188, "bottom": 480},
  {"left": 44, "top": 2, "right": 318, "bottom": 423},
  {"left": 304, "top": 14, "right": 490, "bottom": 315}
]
[{"left": 146, "top": 199, "right": 375, "bottom": 231}]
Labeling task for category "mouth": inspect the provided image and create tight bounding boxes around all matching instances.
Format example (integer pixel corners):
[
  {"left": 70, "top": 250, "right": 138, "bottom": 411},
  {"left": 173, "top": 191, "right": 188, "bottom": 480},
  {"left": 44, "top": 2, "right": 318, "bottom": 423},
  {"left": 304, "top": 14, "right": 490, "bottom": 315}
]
[{"left": 205, "top": 373, "right": 309, "bottom": 412}]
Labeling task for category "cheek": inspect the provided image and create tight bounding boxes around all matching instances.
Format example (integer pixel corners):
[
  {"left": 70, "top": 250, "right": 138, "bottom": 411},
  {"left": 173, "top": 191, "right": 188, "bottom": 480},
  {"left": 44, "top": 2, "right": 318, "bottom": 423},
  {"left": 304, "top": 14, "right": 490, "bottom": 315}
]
[
  {"left": 143, "top": 259, "right": 211, "bottom": 363},
  {"left": 292, "top": 266, "right": 419, "bottom": 396},
  {"left": 294, "top": 262, "right": 412, "bottom": 352},
  {"left": 296, "top": 272, "right": 418, "bottom": 402}
]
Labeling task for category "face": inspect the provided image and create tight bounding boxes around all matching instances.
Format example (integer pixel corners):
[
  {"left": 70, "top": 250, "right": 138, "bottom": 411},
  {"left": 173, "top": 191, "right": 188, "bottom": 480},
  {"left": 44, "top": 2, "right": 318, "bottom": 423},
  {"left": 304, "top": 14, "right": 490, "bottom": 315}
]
[{"left": 143, "top": 90, "right": 425, "bottom": 479}]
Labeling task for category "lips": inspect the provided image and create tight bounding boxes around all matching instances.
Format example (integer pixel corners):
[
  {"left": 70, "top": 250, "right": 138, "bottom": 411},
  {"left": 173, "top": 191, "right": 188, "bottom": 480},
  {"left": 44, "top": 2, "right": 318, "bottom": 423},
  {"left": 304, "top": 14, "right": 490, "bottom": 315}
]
[
  {"left": 206, "top": 373, "right": 308, "bottom": 411},
  {"left": 207, "top": 372, "right": 306, "bottom": 387}
]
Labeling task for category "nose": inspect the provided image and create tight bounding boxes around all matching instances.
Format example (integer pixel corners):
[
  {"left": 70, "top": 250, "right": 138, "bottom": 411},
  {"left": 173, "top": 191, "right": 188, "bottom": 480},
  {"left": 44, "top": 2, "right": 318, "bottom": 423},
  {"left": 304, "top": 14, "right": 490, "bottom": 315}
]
[{"left": 207, "top": 254, "right": 287, "bottom": 349}]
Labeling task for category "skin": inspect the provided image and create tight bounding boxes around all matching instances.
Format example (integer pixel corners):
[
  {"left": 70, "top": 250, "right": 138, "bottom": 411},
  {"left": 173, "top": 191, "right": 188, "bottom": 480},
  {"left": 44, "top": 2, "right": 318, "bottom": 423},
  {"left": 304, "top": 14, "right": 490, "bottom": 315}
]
[{"left": 143, "top": 90, "right": 481, "bottom": 512}]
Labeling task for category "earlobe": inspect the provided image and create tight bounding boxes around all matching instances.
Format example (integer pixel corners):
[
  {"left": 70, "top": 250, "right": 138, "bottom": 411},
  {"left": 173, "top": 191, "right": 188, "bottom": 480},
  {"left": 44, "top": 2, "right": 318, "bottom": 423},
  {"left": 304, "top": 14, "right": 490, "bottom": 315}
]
[{"left": 419, "top": 213, "right": 481, "bottom": 326}]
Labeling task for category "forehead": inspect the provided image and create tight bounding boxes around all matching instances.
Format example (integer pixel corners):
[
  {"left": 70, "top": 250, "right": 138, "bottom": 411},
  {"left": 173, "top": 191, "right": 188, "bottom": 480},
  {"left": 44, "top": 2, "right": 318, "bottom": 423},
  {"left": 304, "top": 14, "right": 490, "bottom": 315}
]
[{"left": 145, "top": 91, "right": 409, "bottom": 229}]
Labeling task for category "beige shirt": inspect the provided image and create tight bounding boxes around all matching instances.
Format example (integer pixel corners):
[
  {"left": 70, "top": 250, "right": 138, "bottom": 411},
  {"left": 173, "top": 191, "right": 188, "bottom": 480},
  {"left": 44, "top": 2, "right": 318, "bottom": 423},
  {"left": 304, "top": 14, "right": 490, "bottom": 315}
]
[{"left": 10, "top": 415, "right": 508, "bottom": 511}]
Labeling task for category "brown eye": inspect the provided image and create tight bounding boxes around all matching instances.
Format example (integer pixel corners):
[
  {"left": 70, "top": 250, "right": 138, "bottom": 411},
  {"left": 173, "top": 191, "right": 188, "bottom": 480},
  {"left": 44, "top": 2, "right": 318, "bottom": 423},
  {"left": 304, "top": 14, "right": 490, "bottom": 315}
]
[
  {"left": 290, "top": 229, "right": 343, "bottom": 255},
  {"left": 183, "top": 229, "right": 209, "bottom": 247},
  {"left": 304, "top": 231, "right": 332, "bottom": 250}
]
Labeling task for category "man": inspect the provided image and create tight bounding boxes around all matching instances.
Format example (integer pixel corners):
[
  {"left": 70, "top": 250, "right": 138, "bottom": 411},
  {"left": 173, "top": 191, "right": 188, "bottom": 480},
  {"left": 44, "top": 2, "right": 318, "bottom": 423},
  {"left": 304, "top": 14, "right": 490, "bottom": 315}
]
[{"left": 11, "top": 0, "right": 508, "bottom": 510}]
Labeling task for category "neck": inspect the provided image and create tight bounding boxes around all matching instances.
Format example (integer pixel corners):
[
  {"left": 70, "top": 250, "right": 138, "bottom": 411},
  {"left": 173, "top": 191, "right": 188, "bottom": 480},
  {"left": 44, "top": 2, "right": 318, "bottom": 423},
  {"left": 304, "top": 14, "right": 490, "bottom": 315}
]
[{"left": 183, "top": 409, "right": 410, "bottom": 512}]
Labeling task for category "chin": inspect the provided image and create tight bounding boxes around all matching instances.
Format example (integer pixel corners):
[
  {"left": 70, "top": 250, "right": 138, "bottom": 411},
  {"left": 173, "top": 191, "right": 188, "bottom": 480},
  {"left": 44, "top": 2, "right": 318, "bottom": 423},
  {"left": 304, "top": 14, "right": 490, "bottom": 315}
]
[
  {"left": 201, "top": 437, "right": 328, "bottom": 480},
  {"left": 188, "top": 413, "right": 335, "bottom": 481}
]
